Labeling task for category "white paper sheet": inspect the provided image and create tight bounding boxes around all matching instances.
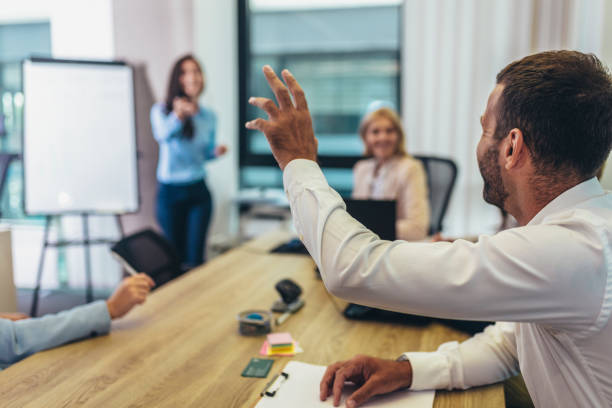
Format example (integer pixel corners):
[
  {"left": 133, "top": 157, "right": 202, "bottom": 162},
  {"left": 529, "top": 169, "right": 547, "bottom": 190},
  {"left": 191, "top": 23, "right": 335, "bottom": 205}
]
[{"left": 255, "top": 361, "right": 435, "bottom": 408}]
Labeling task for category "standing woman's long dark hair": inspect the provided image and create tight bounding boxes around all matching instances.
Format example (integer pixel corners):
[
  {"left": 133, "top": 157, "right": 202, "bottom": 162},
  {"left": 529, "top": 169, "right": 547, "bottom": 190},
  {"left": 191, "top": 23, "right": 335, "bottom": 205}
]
[{"left": 163, "top": 54, "right": 204, "bottom": 139}]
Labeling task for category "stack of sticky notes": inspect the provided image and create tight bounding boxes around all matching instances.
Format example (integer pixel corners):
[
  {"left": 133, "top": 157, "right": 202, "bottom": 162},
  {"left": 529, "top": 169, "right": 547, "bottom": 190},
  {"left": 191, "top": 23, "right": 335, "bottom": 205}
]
[
  {"left": 267, "top": 332, "right": 294, "bottom": 354},
  {"left": 259, "top": 332, "right": 303, "bottom": 357}
]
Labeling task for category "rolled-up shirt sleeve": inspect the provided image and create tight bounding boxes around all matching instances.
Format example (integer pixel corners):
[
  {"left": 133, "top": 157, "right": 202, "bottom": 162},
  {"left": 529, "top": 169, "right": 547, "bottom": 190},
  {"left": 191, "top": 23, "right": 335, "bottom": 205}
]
[
  {"left": 0, "top": 300, "right": 111, "bottom": 369},
  {"left": 405, "top": 322, "right": 519, "bottom": 390}
]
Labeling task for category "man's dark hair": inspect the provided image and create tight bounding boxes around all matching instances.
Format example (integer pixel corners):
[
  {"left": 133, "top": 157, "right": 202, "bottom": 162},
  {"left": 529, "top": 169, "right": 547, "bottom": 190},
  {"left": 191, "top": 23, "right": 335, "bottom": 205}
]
[{"left": 495, "top": 50, "right": 612, "bottom": 179}]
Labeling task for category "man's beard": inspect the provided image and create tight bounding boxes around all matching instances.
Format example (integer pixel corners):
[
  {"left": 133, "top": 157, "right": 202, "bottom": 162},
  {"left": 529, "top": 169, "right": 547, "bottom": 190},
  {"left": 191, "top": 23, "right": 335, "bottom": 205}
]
[{"left": 478, "top": 143, "right": 509, "bottom": 209}]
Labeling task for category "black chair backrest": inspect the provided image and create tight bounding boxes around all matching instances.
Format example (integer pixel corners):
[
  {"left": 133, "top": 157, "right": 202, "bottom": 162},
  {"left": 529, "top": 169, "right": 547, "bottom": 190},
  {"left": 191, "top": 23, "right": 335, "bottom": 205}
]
[
  {"left": 414, "top": 155, "right": 458, "bottom": 235},
  {"left": 111, "top": 229, "right": 184, "bottom": 288}
]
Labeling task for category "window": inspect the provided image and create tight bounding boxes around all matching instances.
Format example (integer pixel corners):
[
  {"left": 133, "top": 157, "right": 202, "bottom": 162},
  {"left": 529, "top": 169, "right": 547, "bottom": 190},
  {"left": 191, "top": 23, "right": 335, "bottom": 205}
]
[
  {"left": 0, "top": 22, "right": 51, "bottom": 219},
  {"left": 239, "top": 0, "right": 402, "bottom": 196}
]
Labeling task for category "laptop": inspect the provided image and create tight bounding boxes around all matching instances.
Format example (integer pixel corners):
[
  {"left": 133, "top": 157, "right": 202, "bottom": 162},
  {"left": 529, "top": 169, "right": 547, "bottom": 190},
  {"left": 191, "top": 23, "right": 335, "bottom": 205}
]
[
  {"left": 271, "top": 198, "right": 397, "bottom": 255},
  {"left": 344, "top": 199, "right": 396, "bottom": 241}
]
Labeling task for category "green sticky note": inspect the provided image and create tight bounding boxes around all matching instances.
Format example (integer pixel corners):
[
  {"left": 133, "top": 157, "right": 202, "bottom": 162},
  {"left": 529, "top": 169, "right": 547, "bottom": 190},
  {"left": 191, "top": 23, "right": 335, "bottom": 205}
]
[{"left": 241, "top": 358, "right": 274, "bottom": 378}]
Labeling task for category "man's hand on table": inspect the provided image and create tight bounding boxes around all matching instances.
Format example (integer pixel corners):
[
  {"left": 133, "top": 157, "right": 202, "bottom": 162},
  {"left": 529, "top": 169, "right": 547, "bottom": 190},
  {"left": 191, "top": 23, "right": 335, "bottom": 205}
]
[
  {"left": 245, "top": 65, "right": 318, "bottom": 170},
  {"left": 320, "top": 354, "right": 413, "bottom": 407}
]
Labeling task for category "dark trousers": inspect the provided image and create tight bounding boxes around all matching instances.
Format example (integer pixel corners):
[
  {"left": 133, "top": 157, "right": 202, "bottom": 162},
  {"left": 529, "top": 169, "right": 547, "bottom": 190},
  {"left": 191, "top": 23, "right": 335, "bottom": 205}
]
[{"left": 156, "top": 180, "right": 212, "bottom": 267}]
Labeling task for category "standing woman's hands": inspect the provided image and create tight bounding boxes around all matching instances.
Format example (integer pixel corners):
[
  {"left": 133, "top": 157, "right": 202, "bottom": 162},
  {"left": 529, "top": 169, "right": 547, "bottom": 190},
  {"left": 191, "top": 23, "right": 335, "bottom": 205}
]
[
  {"left": 215, "top": 145, "right": 228, "bottom": 157},
  {"left": 173, "top": 97, "right": 198, "bottom": 121}
]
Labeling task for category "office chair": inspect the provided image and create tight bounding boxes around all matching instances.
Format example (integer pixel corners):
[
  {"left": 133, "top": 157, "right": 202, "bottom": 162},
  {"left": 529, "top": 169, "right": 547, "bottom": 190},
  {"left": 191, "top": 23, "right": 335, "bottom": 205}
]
[
  {"left": 0, "top": 153, "right": 19, "bottom": 218},
  {"left": 111, "top": 229, "right": 187, "bottom": 288},
  {"left": 414, "top": 155, "right": 458, "bottom": 235}
]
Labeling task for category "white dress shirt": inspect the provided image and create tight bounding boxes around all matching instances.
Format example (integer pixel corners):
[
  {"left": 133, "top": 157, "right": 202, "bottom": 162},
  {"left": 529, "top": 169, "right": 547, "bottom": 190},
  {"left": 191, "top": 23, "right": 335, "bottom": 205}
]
[
  {"left": 352, "top": 156, "right": 430, "bottom": 240},
  {"left": 283, "top": 159, "right": 612, "bottom": 408}
]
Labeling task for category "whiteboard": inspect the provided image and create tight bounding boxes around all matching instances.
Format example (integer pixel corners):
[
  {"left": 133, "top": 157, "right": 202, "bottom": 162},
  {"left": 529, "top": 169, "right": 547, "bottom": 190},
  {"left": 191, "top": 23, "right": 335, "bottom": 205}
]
[{"left": 23, "top": 58, "right": 139, "bottom": 214}]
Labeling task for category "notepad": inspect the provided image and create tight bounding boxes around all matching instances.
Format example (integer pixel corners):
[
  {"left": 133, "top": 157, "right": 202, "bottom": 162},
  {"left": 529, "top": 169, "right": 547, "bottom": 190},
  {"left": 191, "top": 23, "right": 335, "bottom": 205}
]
[{"left": 255, "top": 361, "right": 435, "bottom": 408}]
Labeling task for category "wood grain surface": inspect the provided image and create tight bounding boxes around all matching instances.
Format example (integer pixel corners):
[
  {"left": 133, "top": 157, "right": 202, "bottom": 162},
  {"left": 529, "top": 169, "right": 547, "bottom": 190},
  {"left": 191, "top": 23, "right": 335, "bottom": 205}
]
[{"left": 0, "top": 231, "right": 504, "bottom": 407}]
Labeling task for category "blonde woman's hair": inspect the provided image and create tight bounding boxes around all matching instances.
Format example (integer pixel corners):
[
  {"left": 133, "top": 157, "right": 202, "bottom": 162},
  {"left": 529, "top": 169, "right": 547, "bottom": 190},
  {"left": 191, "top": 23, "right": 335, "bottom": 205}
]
[{"left": 359, "top": 107, "right": 408, "bottom": 157}]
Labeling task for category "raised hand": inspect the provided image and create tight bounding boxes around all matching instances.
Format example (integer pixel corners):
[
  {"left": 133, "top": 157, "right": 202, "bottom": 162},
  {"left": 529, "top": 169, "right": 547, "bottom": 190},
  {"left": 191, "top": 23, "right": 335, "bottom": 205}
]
[
  {"left": 173, "top": 97, "right": 198, "bottom": 120},
  {"left": 245, "top": 65, "right": 318, "bottom": 170}
]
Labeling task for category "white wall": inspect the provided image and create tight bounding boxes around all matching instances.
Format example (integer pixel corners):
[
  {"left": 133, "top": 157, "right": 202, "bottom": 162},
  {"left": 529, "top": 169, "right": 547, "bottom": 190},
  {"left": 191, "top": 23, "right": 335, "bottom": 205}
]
[
  {"left": 112, "top": 0, "right": 194, "bottom": 236},
  {"left": 194, "top": 0, "right": 240, "bottom": 245},
  {"left": 112, "top": 0, "right": 193, "bottom": 101},
  {"left": 50, "top": 0, "right": 114, "bottom": 59},
  {"left": 0, "top": 1, "right": 51, "bottom": 23},
  {"left": 0, "top": 0, "right": 114, "bottom": 59}
]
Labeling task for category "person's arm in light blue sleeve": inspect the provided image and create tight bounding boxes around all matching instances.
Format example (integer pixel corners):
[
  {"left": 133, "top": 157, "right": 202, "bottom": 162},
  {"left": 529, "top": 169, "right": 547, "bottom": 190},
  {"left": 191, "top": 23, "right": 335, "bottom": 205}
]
[
  {"left": 0, "top": 300, "right": 110, "bottom": 369},
  {"left": 204, "top": 110, "right": 218, "bottom": 160},
  {"left": 151, "top": 103, "right": 183, "bottom": 143}
]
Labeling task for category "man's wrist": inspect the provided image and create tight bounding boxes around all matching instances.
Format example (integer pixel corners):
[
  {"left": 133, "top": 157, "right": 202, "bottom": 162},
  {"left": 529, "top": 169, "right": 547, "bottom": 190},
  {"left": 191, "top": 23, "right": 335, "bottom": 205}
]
[
  {"left": 280, "top": 155, "right": 317, "bottom": 171},
  {"left": 106, "top": 300, "right": 116, "bottom": 320},
  {"left": 394, "top": 354, "right": 413, "bottom": 389}
]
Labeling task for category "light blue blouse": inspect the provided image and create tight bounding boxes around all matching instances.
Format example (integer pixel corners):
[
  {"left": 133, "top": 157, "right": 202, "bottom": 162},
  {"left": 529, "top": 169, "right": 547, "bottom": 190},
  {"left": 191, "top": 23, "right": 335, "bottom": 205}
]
[
  {"left": 150, "top": 103, "right": 217, "bottom": 185},
  {"left": 0, "top": 300, "right": 111, "bottom": 370}
]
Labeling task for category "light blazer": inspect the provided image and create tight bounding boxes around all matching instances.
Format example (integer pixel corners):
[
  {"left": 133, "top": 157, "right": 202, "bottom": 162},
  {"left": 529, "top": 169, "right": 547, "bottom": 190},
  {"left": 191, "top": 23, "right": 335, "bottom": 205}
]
[{"left": 352, "top": 155, "right": 430, "bottom": 240}]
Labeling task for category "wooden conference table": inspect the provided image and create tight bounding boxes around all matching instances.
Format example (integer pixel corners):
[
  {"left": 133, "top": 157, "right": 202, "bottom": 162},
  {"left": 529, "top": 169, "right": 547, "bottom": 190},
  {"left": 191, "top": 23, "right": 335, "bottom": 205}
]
[{"left": 0, "top": 231, "right": 504, "bottom": 407}]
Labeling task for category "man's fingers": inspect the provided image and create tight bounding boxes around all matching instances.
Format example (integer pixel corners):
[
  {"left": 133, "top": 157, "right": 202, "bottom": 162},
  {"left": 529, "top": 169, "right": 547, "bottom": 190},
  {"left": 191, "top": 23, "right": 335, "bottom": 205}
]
[
  {"left": 245, "top": 117, "right": 269, "bottom": 132},
  {"left": 263, "top": 65, "right": 293, "bottom": 110},
  {"left": 248, "top": 97, "right": 279, "bottom": 118},
  {"left": 320, "top": 362, "right": 343, "bottom": 400},
  {"left": 282, "top": 69, "right": 308, "bottom": 111},
  {"left": 347, "top": 379, "right": 381, "bottom": 408},
  {"left": 332, "top": 366, "right": 356, "bottom": 406}
]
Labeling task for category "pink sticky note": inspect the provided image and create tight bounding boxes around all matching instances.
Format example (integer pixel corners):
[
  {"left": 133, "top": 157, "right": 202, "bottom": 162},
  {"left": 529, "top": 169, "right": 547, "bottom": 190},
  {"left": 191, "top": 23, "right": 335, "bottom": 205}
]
[
  {"left": 259, "top": 340, "right": 269, "bottom": 356},
  {"left": 267, "top": 332, "right": 293, "bottom": 346}
]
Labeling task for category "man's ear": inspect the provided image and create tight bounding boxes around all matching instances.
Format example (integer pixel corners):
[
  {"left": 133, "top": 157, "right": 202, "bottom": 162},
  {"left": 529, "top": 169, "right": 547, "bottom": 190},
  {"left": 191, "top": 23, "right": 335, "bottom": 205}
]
[{"left": 504, "top": 129, "right": 525, "bottom": 170}]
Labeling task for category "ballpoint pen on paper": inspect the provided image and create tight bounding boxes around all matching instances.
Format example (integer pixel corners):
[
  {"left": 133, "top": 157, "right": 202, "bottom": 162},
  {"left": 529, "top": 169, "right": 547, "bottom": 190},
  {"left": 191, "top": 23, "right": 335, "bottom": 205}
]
[{"left": 260, "top": 371, "right": 289, "bottom": 397}]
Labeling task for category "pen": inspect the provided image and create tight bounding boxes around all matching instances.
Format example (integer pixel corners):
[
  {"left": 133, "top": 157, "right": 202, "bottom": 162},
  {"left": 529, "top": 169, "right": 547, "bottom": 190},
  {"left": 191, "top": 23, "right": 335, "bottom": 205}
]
[
  {"left": 276, "top": 311, "right": 291, "bottom": 325},
  {"left": 260, "top": 371, "right": 289, "bottom": 397},
  {"left": 275, "top": 298, "right": 305, "bottom": 326},
  {"left": 111, "top": 252, "right": 139, "bottom": 276}
]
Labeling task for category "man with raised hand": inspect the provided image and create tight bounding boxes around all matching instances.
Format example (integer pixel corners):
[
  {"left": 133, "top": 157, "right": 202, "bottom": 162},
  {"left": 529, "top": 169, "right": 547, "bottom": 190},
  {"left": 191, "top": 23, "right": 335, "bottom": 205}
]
[{"left": 246, "top": 51, "right": 612, "bottom": 408}]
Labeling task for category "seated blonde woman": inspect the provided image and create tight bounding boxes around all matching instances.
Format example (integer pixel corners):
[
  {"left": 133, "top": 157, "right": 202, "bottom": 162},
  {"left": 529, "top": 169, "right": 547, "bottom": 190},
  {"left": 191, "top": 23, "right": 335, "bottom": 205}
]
[{"left": 352, "top": 107, "right": 430, "bottom": 240}]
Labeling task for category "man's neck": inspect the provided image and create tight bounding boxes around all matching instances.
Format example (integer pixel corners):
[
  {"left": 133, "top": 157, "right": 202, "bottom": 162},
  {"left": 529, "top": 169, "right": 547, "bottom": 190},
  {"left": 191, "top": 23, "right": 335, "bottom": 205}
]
[{"left": 508, "top": 173, "right": 585, "bottom": 226}]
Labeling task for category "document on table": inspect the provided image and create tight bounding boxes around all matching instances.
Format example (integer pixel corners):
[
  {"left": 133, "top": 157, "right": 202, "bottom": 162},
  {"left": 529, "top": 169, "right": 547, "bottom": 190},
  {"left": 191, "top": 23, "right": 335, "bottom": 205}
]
[{"left": 255, "top": 361, "right": 435, "bottom": 408}]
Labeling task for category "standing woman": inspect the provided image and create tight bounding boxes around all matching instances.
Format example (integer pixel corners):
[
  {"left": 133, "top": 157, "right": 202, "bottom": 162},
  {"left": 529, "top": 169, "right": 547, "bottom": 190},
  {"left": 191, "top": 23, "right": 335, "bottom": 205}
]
[
  {"left": 352, "top": 107, "right": 430, "bottom": 240},
  {"left": 151, "top": 55, "right": 227, "bottom": 267}
]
